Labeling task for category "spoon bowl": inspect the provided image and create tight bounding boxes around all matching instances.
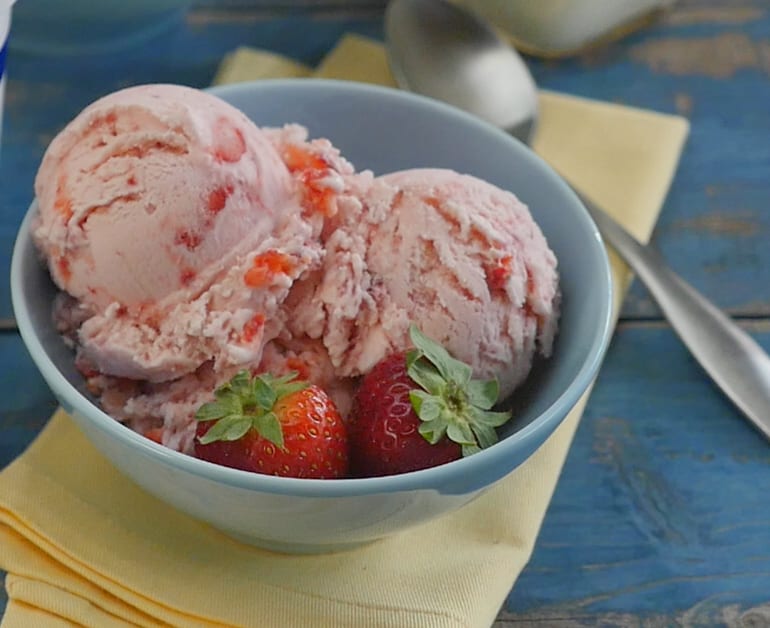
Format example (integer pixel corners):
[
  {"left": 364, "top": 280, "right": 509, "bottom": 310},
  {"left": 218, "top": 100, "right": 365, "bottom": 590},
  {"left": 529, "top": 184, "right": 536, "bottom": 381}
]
[{"left": 385, "top": 0, "right": 537, "bottom": 141}]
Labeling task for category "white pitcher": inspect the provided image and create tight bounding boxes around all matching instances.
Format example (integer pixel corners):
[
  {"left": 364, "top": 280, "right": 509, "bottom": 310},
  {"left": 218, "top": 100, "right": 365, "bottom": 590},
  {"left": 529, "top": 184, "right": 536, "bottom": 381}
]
[{"left": 452, "top": 0, "right": 676, "bottom": 57}]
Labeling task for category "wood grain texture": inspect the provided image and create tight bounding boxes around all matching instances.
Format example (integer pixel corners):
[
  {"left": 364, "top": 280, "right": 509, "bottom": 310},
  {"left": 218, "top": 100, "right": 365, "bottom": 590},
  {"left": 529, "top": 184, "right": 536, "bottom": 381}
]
[
  {"left": 499, "top": 322, "right": 770, "bottom": 626},
  {"left": 526, "top": 0, "right": 770, "bottom": 320}
]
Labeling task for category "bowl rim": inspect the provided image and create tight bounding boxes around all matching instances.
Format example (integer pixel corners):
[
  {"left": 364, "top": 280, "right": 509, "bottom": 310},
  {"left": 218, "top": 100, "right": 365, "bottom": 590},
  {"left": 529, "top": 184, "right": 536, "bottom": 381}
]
[{"left": 11, "top": 77, "right": 613, "bottom": 497}]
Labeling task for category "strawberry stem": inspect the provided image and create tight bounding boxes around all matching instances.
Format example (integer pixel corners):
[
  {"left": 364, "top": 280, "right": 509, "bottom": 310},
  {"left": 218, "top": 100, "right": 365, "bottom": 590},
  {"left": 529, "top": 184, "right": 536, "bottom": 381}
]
[
  {"left": 406, "top": 324, "right": 512, "bottom": 456},
  {"left": 195, "top": 370, "right": 307, "bottom": 449}
]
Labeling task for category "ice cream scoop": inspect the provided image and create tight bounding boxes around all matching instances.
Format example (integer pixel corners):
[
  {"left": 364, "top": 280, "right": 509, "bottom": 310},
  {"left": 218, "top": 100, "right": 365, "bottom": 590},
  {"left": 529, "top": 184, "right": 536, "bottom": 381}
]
[
  {"left": 288, "top": 167, "right": 560, "bottom": 399},
  {"left": 33, "top": 84, "right": 324, "bottom": 383},
  {"left": 31, "top": 81, "right": 561, "bottom": 455}
]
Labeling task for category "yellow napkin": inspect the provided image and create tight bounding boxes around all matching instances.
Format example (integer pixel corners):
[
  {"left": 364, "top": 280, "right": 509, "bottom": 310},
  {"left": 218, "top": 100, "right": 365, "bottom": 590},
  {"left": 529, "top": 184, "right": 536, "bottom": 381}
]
[{"left": 0, "top": 34, "right": 689, "bottom": 628}]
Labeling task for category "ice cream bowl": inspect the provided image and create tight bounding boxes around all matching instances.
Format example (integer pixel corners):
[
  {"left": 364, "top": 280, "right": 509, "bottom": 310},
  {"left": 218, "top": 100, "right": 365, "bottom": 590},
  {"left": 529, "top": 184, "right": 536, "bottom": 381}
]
[{"left": 12, "top": 79, "right": 613, "bottom": 554}]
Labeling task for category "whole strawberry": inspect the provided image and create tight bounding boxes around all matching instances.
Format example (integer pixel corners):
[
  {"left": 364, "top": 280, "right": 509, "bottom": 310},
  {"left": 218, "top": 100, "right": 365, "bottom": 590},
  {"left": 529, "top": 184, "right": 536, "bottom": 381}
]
[
  {"left": 194, "top": 371, "right": 348, "bottom": 479},
  {"left": 349, "top": 325, "right": 512, "bottom": 477}
]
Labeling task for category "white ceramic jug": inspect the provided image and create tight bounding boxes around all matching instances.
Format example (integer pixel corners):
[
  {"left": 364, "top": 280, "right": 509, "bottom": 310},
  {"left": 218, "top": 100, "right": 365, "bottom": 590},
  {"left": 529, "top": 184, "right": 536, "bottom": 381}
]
[{"left": 452, "top": 0, "right": 676, "bottom": 57}]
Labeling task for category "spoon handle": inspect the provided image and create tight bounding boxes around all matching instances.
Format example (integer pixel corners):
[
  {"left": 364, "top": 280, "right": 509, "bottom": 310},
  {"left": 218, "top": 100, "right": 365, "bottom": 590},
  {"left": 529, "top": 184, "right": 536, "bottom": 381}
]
[{"left": 576, "top": 190, "right": 770, "bottom": 441}]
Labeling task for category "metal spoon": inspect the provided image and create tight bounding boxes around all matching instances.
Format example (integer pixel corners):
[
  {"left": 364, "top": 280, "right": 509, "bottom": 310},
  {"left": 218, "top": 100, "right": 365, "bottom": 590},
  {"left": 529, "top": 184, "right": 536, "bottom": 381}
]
[{"left": 384, "top": 0, "right": 770, "bottom": 440}]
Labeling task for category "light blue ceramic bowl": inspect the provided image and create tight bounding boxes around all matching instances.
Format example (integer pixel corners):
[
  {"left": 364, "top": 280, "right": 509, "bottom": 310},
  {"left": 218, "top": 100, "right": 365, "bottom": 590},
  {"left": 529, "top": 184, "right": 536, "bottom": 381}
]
[{"left": 11, "top": 79, "right": 613, "bottom": 553}]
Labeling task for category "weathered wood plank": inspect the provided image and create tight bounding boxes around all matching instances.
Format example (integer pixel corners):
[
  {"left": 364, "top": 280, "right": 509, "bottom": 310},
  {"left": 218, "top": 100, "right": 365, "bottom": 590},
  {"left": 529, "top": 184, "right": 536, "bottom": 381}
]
[
  {"left": 503, "top": 321, "right": 770, "bottom": 625},
  {"left": 527, "top": 3, "right": 770, "bottom": 320},
  {"left": 0, "top": 332, "right": 58, "bottom": 468}
]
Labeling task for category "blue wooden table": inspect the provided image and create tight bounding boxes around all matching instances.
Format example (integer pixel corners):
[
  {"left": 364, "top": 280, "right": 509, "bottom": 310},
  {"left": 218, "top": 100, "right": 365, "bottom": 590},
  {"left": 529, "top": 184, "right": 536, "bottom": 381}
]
[{"left": 2, "top": 2, "right": 770, "bottom": 625}]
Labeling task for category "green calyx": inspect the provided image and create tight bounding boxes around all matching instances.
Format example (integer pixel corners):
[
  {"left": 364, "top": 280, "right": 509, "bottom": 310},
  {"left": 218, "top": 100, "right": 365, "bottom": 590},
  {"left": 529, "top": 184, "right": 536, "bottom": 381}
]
[
  {"left": 195, "top": 370, "right": 307, "bottom": 449},
  {"left": 406, "top": 325, "right": 512, "bottom": 457}
]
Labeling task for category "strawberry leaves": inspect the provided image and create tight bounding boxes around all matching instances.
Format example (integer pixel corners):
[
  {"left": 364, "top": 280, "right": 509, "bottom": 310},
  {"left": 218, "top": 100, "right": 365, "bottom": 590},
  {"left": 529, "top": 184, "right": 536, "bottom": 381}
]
[
  {"left": 195, "top": 372, "right": 349, "bottom": 479},
  {"left": 195, "top": 371, "right": 307, "bottom": 449},
  {"left": 405, "top": 324, "right": 512, "bottom": 457},
  {"left": 407, "top": 326, "right": 473, "bottom": 388}
]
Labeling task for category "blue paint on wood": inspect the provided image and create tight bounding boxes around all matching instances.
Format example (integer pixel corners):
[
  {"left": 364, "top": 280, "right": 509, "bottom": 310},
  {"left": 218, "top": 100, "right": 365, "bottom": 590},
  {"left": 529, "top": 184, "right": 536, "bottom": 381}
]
[
  {"left": 507, "top": 324, "right": 770, "bottom": 619},
  {"left": 0, "top": 333, "right": 57, "bottom": 465},
  {"left": 526, "top": 30, "right": 770, "bottom": 317}
]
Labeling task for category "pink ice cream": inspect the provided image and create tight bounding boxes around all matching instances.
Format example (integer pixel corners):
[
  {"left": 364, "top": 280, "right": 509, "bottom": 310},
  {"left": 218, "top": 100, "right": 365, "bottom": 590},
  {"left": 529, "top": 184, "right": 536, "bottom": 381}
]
[
  {"left": 31, "top": 84, "right": 370, "bottom": 383},
  {"left": 289, "top": 168, "right": 559, "bottom": 399},
  {"left": 32, "top": 84, "right": 322, "bottom": 385},
  {"left": 32, "top": 84, "right": 559, "bottom": 454},
  {"left": 32, "top": 85, "right": 358, "bottom": 450}
]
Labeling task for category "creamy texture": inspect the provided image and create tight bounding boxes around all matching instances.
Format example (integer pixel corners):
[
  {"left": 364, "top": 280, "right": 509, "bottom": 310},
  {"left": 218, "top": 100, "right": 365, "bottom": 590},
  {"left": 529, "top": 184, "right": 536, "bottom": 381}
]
[
  {"left": 34, "top": 86, "right": 362, "bottom": 452},
  {"left": 289, "top": 168, "right": 560, "bottom": 398},
  {"left": 34, "top": 85, "right": 559, "bottom": 454},
  {"left": 33, "top": 85, "right": 323, "bottom": 384},
  {"left": 34, "top": 84, "right": 295, "bottom": 312}
]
